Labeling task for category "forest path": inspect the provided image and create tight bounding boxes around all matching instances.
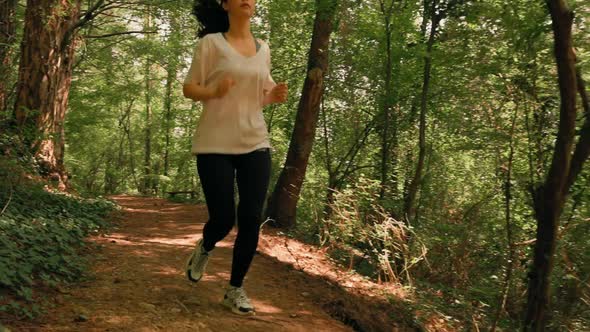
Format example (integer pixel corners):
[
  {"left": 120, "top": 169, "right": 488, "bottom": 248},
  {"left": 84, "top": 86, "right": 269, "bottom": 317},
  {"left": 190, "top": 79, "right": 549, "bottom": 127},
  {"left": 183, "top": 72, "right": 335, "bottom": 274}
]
[{"left": 17, "top": 195, "right": 364, "bottom": 331}]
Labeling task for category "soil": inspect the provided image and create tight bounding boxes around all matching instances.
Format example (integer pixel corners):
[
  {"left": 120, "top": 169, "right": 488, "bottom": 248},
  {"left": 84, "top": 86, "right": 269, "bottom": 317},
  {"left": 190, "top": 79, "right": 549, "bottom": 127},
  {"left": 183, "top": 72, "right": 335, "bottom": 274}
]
[{"left": 3, "top": 195, "right": 438, "bottom": 332}]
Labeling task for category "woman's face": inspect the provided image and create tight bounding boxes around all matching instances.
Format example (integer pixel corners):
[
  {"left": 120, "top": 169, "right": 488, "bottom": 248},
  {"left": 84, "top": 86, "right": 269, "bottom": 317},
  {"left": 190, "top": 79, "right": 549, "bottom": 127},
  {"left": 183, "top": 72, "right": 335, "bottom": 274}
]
[{"left": 223, "top": 0, "right": 256, "bottom": 18}]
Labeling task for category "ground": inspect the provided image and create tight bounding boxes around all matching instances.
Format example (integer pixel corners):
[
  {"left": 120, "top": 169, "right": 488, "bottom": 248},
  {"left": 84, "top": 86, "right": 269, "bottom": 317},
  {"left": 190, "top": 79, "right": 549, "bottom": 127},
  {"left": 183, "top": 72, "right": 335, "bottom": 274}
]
[{"left": 4, "top": 195, "right": 424, "bottom": 332}]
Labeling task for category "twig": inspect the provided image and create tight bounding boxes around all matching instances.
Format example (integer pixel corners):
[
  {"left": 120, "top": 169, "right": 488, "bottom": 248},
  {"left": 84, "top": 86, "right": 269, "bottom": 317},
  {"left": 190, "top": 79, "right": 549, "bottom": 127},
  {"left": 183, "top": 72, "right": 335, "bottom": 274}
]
[
  {"left": 0, "top": 185, "right": 13, "bottom": 216},
  {"left": 84, "top": 30, "right": 157, "bottom": 38},
  {"left": 174, "top": 298, "right": 190, "bottom": 314},
  {"left": 283, "top": 234, "right": 304, "bottom": 271},
  {"left": 246, "top": 316, "right": 288, "bottom": 326},
  {"left": 260, "top": 217, "right": 304, "bottom": 270},
  {"left": 514, "top": 239, "right": 536, "bottom": 246},
  {"left": 472, "top": 314, "right": 481, "bottom": 332}
]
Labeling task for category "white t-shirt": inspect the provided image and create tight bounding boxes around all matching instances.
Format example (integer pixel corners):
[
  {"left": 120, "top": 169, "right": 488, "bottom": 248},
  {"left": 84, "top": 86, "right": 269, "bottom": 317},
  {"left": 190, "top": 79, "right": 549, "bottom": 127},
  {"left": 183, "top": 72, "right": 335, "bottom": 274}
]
[{"left": 184, "top": 32, "right": 277, "bottom": 154}]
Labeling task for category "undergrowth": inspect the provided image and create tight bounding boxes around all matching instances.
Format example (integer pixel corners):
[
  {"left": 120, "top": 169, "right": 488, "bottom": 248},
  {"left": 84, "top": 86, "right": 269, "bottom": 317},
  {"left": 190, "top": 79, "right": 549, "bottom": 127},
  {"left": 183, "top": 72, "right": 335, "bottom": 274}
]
[{"left": 0, "top": 144, "right": 119, "bottom": 320}]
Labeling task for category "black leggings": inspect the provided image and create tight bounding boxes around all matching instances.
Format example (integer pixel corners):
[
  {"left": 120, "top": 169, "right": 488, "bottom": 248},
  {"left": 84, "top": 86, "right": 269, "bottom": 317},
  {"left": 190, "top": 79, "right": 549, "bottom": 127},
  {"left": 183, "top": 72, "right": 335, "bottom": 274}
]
[{"left": 196, "top": 148, "right": 271, "bottom": 288}]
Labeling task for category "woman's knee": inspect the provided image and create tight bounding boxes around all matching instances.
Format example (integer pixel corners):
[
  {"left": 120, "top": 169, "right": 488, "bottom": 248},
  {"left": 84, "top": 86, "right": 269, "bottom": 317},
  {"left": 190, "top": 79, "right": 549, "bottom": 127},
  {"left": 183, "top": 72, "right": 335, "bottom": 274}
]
[
  {"left": 236, "top": 215, "right": 261, "bottom": 231},
  {"left": 208, "top": 211, "right": 236, "bottom": 228}
]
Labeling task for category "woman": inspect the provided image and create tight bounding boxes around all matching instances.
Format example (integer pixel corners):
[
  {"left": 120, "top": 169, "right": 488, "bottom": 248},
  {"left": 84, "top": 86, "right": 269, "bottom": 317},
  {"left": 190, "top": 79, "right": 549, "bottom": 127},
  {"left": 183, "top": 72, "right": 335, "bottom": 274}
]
[{"left": 182, "top": 0, "right": 288, "bottom": 316}]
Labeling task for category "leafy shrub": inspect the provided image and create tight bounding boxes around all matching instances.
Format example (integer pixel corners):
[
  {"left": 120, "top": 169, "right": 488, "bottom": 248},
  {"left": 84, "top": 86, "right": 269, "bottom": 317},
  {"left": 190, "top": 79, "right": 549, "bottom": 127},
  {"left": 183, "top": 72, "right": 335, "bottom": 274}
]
[
  {"left": 321, "top": 175, "right": 426, "bottom": 284},
  {"left": 0, "top": 153, "right": 118, "bottom": 319}
]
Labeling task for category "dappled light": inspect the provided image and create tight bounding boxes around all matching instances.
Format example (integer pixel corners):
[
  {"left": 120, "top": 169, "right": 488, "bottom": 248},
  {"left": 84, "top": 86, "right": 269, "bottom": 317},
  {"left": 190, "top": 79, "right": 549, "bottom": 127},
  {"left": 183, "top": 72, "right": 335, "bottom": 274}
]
[
  {"left": 1, "top": 0, "right": 588, "bottom": 330},
  {"left": 6, "top": 195, "right": 392, "bottom": 331}
]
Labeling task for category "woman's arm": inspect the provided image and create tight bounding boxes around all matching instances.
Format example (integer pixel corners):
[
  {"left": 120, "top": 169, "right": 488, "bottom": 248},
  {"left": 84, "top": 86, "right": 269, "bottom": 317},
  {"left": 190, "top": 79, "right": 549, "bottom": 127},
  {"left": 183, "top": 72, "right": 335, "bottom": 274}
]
[
  {"left": 262, "top": 82, "right": 288, "bottom": 107},
  {"left": 183, "top": 83, "right": 215, "bottom": 102},
  {"left": 262, "top": 90, "right": 273, "bottom": 107},
  {"left": 261, "top": 40, "right": 288, "bottom": 107},
  {"left": 183, "top": 76, "right": 235, "bottom": 102}
]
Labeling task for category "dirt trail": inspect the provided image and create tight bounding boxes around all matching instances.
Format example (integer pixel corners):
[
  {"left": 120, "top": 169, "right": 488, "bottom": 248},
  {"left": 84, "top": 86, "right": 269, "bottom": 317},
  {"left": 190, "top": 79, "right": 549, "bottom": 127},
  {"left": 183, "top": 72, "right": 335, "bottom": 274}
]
[{"left": 7, "top": 195, "right": 414, "bottom": 332}]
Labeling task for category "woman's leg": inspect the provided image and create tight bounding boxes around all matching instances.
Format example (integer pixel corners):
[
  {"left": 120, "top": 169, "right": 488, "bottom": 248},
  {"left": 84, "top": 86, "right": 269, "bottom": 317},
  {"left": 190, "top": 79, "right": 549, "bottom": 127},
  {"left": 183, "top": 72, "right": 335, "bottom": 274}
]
[
  {"left": 230, "top": 148, "right": 271, "bottom": 287},
  {"left": 196, "top": 154, "right": 237, "bottom": 252}
]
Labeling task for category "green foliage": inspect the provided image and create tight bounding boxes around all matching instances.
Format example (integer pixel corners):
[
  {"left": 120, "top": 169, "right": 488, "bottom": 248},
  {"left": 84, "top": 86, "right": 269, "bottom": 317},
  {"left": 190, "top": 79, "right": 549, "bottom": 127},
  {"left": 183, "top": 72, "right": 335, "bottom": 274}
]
[
  {"left": 291, "top": 0, "right": 589, "bottom": 328},
  {"left": 317, "top": 175, "right": 421, "bottom": 283},
  {"left": 4, "top": 0, "right": 584, "bottom": 328},
  {"left": 0, "top": 155, "right": 118, "bottom": 319}
]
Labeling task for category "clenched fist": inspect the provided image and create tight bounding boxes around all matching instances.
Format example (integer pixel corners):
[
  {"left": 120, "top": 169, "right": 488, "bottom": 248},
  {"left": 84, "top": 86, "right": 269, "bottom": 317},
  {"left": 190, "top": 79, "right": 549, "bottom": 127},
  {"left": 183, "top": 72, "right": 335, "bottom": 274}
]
[
  {"left": 213, "top": 75, "right": 236, "bottom": 98},
  {"left": 268, "top": 82, "right": 288, "bottom": 104}
]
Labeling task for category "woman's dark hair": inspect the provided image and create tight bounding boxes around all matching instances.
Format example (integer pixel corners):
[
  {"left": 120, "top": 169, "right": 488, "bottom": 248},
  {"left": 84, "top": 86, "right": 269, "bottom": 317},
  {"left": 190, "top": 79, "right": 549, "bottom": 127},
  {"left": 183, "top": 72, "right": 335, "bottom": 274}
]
[{"left": 193, "top": 0, "right": 229, "bottom": 38}]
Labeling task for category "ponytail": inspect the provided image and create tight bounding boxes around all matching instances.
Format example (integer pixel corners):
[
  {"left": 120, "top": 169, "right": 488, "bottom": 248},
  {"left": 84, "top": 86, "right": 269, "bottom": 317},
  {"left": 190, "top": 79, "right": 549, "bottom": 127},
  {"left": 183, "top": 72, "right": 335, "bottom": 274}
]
[{"left": 193, "top": 0, "right": 229, "bottom": 38}]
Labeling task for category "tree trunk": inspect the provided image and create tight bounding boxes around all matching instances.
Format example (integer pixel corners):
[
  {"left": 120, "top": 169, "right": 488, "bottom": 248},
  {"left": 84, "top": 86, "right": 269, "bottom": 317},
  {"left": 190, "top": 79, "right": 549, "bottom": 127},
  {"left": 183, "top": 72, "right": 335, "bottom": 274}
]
[
  {"left": 103, "top": 148, "right": 116, "bottom": 194},
  {"left": 378, "top": 0, "right": 393, "bottom": 201},
  {"left": 0, "top": 0, "right": 17, "bottom": 115},
  {"left": 321, "top": 98, "right": 336, "bottom": 219},
  {"left": 163, "top": 67, "right": 174, "bottom": 179},
  {"left": 490, "top": 105, "right": 519, "bottom": 332},
  {"left": 13, "top": 0, "right": 82, "bottom": 190},
  {"left": 404, "top": 0, "right": 438, "bottom": 223},
  {"left": 320, "top": 96, "right": 375, "bottom": 221},
  {"left": 265, "top": 0, "right": 339, "bottom": 228},
  {"left": 565, "top": 66, "right": 590, "bottom": 190},
  {"left": 163, "top": 13, "right": 180, "bottom": 180},
  {"left": 142, "top": 6, "right": 153, "bottom": 195},
  {"left": 379, "top": 14, "right": 391, "bottom": 200},
  {"left": 123, "top": 99, "right": 140, "bottom": 191},
  {"left": 523, "top": 0, "right": 580, "bottom": 329}
]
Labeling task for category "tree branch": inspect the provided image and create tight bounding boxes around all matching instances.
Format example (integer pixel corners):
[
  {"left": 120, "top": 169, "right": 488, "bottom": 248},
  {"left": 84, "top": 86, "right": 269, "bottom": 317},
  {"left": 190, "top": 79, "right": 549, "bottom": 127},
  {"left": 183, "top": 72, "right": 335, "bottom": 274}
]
[
  {"left": 61, "top": 0, "right": 107, "bottom": 52},
  {"left": 84, "top": 30, "right": 157, "bottom": 38},
  {"left": 71, "top": 0, "right": 107, "bottom": 32},
  {"left": 565, "top": 64, "right": 590, "bottom": 190}
]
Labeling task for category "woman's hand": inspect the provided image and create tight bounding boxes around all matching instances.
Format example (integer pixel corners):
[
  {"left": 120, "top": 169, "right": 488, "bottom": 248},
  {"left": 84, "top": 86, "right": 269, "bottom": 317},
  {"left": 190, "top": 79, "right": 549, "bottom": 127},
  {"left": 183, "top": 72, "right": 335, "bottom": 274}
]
[
  {"left": 182, "top": 75, "right": 235, "bottom": 101},
  {"left": 266, "top": 82, "right": 288, "bottom": 105},
  {"left": 213, "top": 75, "right": 236, "bottom": 98}
]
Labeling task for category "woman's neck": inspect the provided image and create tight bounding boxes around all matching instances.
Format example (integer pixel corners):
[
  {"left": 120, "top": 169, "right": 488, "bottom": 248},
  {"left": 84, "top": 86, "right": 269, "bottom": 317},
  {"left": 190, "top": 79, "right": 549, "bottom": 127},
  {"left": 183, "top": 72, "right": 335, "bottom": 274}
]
[{"left": 226, "top": 15, "right": 251, "bottom": 39}]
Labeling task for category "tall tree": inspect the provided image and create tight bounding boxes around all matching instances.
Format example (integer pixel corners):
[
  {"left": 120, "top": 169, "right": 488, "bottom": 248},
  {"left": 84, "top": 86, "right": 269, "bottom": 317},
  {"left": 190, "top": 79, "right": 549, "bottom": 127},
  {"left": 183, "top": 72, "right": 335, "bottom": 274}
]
[
  {"left": 404, "top": 0, "right": 441, "bottom": 222},
  {"left": 265, "top": 0, "right": 339, "bottom": 228},
  {"left": 376, "top": 0, "right": 397, "bottom": 201},
  {"left": 163, "top": 11, "right": 181, "bottom": 180},
  {"left": 13, "top": 0, "right": 104, "bottom": 189},
  {"left": 524, "top": 0, "right": 590, "bottom": 329},
  {"left": 490, "top": 102, "right": 519, "bottom": 332},
  {"left": 143, "top": 4, "right": 154, "bottom": 194},
  {"left": 13, "top": 0, "right": 82, "bottom": 189},
  {"left": 0, "top": 0, "right": 17, "bottom": 115}
]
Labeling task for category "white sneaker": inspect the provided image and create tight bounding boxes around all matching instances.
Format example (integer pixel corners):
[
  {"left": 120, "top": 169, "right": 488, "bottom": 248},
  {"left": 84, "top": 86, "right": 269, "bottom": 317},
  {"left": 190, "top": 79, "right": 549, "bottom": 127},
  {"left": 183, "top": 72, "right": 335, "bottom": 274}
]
[
  {"left": 185, "top": 238, "right": 210, "bottom": 282},
  {"left": 222, "top": 285, "right": 255, "bottom": 315}
]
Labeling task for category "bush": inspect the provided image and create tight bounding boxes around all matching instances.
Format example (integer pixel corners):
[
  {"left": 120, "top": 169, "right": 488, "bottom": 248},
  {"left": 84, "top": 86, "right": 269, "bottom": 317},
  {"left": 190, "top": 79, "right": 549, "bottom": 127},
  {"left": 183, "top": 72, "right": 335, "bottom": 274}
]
[
  {"left": 321, "top": 175, "right": 426, "bottom": 285},
  {"left": 0, "top": 154, "right": 118, "bottom": 319}
]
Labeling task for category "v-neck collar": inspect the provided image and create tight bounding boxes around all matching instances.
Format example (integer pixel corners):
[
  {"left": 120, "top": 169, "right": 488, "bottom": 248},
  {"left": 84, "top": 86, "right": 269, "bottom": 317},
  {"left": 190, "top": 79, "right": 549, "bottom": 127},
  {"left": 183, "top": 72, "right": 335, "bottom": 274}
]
[{"left": 219, "top": 32, "right": 262, "bottom": 60}]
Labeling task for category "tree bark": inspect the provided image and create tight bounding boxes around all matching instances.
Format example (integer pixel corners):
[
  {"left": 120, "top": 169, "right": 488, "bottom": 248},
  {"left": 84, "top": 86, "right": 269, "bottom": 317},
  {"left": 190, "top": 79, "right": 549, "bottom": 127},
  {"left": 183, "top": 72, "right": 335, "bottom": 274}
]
[
  {"left": 523, "top": 0, "right": 581, "bottom": 329},
  {"left": 404, "top": 0, "right": 439, "bottom": 223},
  {"left": 142, "top": 6, "right": 153, "bottom": 195},
  {"left": 13, "top": 0, "right": 82, "bottom": 190},
  {"left": 377, "top": 0, "right": 395, "bottom": 201},
  {"left": 163, "top": 65, "right": 174, "bottom": 179},
  {"left": 321, "top": 95, "right": 376, "bottom": 220},
  {"left": 0, "top": 0, "right": 17, "bottom": 115},
  {"left": 265, "top": 0, "right": 339, "bottom": 228},
  {"left": 123, "top": 99, "right": 140, "bottom": 191},
  {"left": 163, "top": 13, "right": 180, "bottom": 180},
  {"left": 490, "top": 105, "right": 519, "bottom": 332},
  {"left": 565, "top": 66, "right": 590, "bottom": 190}
]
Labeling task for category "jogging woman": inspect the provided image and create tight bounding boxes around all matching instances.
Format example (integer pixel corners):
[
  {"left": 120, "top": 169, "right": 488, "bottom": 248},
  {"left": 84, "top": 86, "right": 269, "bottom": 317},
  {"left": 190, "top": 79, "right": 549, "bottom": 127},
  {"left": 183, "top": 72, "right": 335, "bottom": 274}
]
[{"left": 182, "top": 0, "right": 288, "bottom": 316}]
